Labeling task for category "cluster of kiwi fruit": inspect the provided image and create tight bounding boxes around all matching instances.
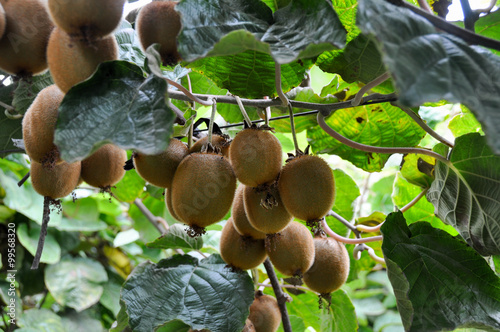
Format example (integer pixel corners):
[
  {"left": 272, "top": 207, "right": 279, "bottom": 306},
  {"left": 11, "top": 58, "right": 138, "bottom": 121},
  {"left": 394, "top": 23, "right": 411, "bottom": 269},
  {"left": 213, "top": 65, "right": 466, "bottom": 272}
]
[
  {"left": 10, "top": 0, "right": 128, "bottom": 199},
  {"left": 22, "top": 84, "right": 127, "bottom": 199}
]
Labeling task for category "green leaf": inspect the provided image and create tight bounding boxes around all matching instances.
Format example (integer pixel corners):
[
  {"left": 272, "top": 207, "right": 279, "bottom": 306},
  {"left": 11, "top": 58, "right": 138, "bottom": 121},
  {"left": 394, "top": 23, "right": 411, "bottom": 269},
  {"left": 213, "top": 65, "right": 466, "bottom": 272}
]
[
  {"left": 115, "top": 20, "right": 146, "bottom": 68},
  {"left": 146, "top": 224, "right": 203, "bottom": 250},
  {"left": 121, "top": 254, "right": 254, "bottom": 332},
  {"left": 188, "top": 50, "right": 313, "bottom": 98},
  {"left": 17, "top": 222, "right": 61, "bottom": 264},
  {"left": 448, "top": 105, "right": 484, "bottom": 137},
  {"left": 0, "top": 83, "right": 22, "bottom": 158},
  {"left": 58, "top": 197, "right": 107, "bottom": 232},
  {"left": 156, "top": 320, "right": 191, "bottom": 332},
  {"left": 332, "top": 0, "right": 360, "bottom": 42},
  {"left": 400, "top": 153, "right": 435, "bottom": 189},
  {"left": 320, "top": 290, "right": 358, "bottom": 332},
  {"left": 54, "top": 61, "right": 175, "bottom": 163},
  {"left": 367, "top": 175, "right": 396, "bottom": 214},
  {"left": 112, "top": 169, "right": 145, "bottom": 203},
  {"left": 44, "top": 256, "right": 108, "bottom": 312},
  {"left": 381, "top": 212, "right": 500, "bottom": 332},
  {"left": 177, "top": 0, "right": 345, "bottom": 64},
  {"left": 100, "top": 276, "right": 123, "bottom": 316},
  {"left": 17, "top": 309, "right": 65, "bottom": 332},
  {"left": 317, "top": 33, "right": 386, "bottom": 84},
  {"left": 285, "top": 291, "right": 321, "bottom": 330},
  {"left": 392, "top": 173, "right": 457, "bottom": 235},
  {"left": 427, "top": 133, "right": 500, "bottom": 255},
  {"left": 307, "top": 103, "right": 425, "bottom": 172},
  {"left": 12, "top": 72, "right": 54, "bottom": 115},
  {"left": 332, "top": 169, "right": 360, "bottom": 221},
  {"left": 60, "top": 311, "right": 105, "bottom": 332},
  {"left": 356, "top": 0, "right": 500, "bottom": 154},
  {"left": 128, "top": 196, "right": 165, "bottom": 243}
]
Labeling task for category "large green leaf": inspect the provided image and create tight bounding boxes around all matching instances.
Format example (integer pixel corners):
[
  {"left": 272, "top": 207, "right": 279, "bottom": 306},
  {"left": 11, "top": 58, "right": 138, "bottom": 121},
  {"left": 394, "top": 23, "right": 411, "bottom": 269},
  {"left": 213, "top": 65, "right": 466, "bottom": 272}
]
[
  {"left": 113, "top": 169, "right": 145, "bottom": 203},
  {"left": 332, "top": 0, "right": 360, "bottom": 42},
  {"left": 0, "top": 83, "right": 22, "bottom": 158},
  {"left": 12, "top": 72, "right": 53, "bottom": 115},
  {"left": 121, "top": 254, "right": 254, "bottom": 332},
  {"left": 60, "top": 311, "right": 105, "bottom": 332},
  {"left": 448, "top": 105, "right": 484, "bottom": 138},
  {"left": 381, "top": 212, "right": 500, "bottom": 332},
  {"left": 177, "top": 0, "right": 345, "bottom": 64},
  {"left": 284, "top": 291, "right": 322, "bottom": 330},
  {"left": 320, "top": 290, "right": 358, "bottom": 332},
  {"left": 188, "top": 50, "right": 313, "bottom": 98},
  {"left": 399, "top": 153, "right": 435, "bottom": 189},
  {"left": 357, "top": 0, "right": 500, "bottom": 154},
  {"left": 54, "top": 61, "right": 175, "bottom": 163},
  {"left": 147, "top": 224, "right": 204, "bottom": 251},
  {"left": 17, "top": 309, "right": 65, "bottom": 332},
  {"left": 317, "top": 33, "right": 386, "bottom": 84},
  {"left": 44, "top": 256, "right": 108, "bottom": 312},
  {"left": 307, "top": 103, "right": 426, "bottom": 172},
  {"left": 17, "top": 222, "right": 61, "bottom": 265},
  {"left": 427, "top": 133, "right": 500, "bottom": 256}
]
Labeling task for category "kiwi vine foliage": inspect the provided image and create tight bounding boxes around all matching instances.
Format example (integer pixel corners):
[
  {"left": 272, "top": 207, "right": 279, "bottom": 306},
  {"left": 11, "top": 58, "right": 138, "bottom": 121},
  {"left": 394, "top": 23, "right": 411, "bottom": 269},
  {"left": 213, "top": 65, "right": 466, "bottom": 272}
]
[{"left": 1, "top": 0, "right": 500, "bottom": 331}]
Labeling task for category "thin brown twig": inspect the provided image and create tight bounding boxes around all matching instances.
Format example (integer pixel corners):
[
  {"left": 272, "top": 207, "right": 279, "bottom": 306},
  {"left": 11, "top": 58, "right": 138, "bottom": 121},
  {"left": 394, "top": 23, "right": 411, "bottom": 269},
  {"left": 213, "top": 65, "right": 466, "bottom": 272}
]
[
  {"left": 263, "top": 259, "right": 292, "bottom": 332},
  {"left": 31, "top": 196, "right": 51, "bottom": 269},
  {"left": 17, "top": 171, "right": 30, "bottom": 187}
]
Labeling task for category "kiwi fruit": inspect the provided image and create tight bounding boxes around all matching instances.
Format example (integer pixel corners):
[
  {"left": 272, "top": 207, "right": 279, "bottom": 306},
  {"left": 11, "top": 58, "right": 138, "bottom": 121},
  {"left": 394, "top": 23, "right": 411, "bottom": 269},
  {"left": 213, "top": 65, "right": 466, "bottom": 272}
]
[
  {"left": 0, "top": 3, "right": 6, "bottom": 39},
  {"left": 165, "top": 187, "right": 180, "bottom": 221},
  {"left": 80, "top": 144, "right": 127, "bottom": 188},
  {"left": 133, "top": 139, "right": 188, "bottom": 188},
  {"left": 22, "top": 85, "right": 65, "bottom": 165},
  {"left": 267, "top": 222, "right": 315, "bottom": 277},
  {"left": 189, "top": 134, "right": 230, "bottom": 157},
  {"left": 171, "top": 153, "right": 237, "bottom": 230},
  {"left": 48, "top": 0, "right": 126, "bottom": 41},
  {"left": 220, "top": 218, "right": 267, "bottom": 270},
  {"left": 232, "top": 185, "right": 266, "bottom": 240},
  {"left": 303, "top": 237, "right": 350, "bottom": 294},
  {"left": 248, "top": 291, "right": 281, "bottom": 332},
  {"left": 229, "top": 128, "right": 282, "bottom": 187},
  {"left": 136, "top": 1, "right": 182, "bottom": 66},
  {"left": 47, "top": 27, "right": 118, "bottom": 93},
  {"left": 31, "top": 160, "right": 81, "bottom": 199},
  {"left": 0, "top": 0, "right": 54, "bottom": 76},
  {"left": 278, "top": 155, "right": 335, "bottom": 222},
  {"left": 243, "top": 186, "right": 292, "bottom": 235}
]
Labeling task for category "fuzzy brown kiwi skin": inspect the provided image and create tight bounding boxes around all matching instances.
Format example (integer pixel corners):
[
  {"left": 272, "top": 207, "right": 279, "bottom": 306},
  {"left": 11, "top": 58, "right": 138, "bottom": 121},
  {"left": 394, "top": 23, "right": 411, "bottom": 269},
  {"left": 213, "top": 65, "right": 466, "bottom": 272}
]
[
  {"left": 136, "top": 1, "right": 182, "bottom": 66},
  {"left": 220, "top": 218, "right": 267, "bottom": 270},
  {"left": 0, "top": 3, "right": 5, "bottom": 39},
  {"left": 278, "top": 155, "right": 335, "bottom": 222},
  {"left": 31, "top": 160, "right": 81, "bottom": 199},
  {"left": 232, "top": 185, "right": 266, "bottom": 240},
  {"left": 22, "top": 85, "right": 64, "bottom": 165},
  {"left": 267, "top": 221, "right": 315, "bottom": 277},
  {"left": 229, "top": 128, "right": 282, "bottom": 187},
  {"left": 0, "top": 0, "right": 54, "bottom": 76},
  {"left": 165, "top": 187, "right": 180, "bottom": 221},
  {"left": 303, "top": 237, "right": 350, "bottom": 294},
  {"left": 47, "top": 27, "right": 118, "bottom": 93},
  {"left": 133, "top": 139, "right": 188, "bottom": 188},
  {"left": 189, "top": 135, "right": 230, "bottom": 157},
  {"left": 243, "top": 185, "right": 292, "bottom": 235},
  {"left": 80, "top": 144, "right": 127, "bottom": 188},
  {"left": 249, "top": 291, "right": 281, "bottom": 332},
  {"left": 171, "top": 153, "right": 237, "bottom": 229},
  {"left": 48, "top": 0, "right": 126, "bottom": 41}
]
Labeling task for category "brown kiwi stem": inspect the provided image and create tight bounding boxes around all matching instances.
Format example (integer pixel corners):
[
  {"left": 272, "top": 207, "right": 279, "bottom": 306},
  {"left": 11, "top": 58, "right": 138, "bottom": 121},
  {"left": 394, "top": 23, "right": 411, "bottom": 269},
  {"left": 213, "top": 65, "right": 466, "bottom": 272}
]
[
  {"left": 234, "top": 95, "right": 253, "bottom": 128},
  {"left": 274, "top": 63, "right": 300, "bottom": 154},
  {"left": 166, "top": 78, "right": 212, "bottom": 106},
  {"left": 208, "top": 98, "right": 217, "bottom": 146},
  {"left": 321, "top": 218, "right": 383, "bottom": 244},
  {"left": 31, "top": 196, "right": 52, "bottom": 269},
  {"left": 263, "top": 259, "right": 292, "bottom": 332}
]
